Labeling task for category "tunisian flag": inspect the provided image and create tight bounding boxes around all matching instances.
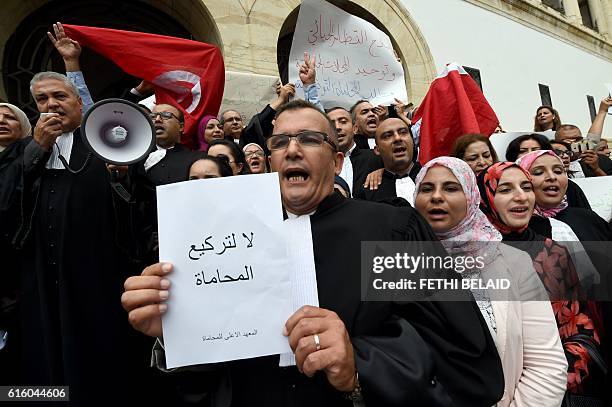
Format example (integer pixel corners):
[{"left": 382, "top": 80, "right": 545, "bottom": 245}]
[
  {"left": 411, "top": 63, "right": 498, "bottom": 163},
  {"left": 64, "top": 24, "right": 225, "bottom": 149}
]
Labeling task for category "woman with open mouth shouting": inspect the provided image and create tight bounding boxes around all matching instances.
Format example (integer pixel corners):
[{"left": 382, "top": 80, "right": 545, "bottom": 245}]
[
  {"left": 414, "top": 156, "right": 567, "bottom": 407},
  {"left": 477, "top": 162, "right": 607, "bottom": 405},
  {"left": 516, "top": 150, "right": 611, "bottom": 243},
  {"left": 243, "top": 143, "right": 268, "bottom": 174}
]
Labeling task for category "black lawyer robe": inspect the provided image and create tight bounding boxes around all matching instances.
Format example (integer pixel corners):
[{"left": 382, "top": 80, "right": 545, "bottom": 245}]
[
  {"left": 140, "top": 143, "right": 200, "bottom": 186},
  {"left": 566, "top": 179, "right": 591, "bottom": 210},
  {"left": 238, "top": 104, "right": 277, "bottom": 154},
  {"left": 154, "top": 192, "right": 504, "bottom": 407},
  {"left": 0, "top": 138, "right": 28, "bottom": 385},
  {"left": 123, "top": 144, "right": 200, "bottom": 263},
  {"left": 347, "top": 147, "right": 383, "bottom": 194},
  {"left": 353, "top": 133, "right": 373, "bottom": 150},
  {"left": 7, "top": 131, "right": 147, "bottom": 404},
  {"left": 355, "top": 164, "right": 421, "bottom": 203}
]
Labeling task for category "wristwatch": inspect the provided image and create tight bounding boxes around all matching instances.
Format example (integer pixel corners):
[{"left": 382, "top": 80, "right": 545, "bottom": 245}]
[{"left": 343, "top": 372, "right": 363, "bottom": 402}]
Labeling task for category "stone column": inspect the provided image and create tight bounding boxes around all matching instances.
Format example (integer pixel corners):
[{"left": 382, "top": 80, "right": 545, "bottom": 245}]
[
  {"left": 562, "top": 0, "right": 583, "bottom": 24},
  {"left": 587, "top": 0, "right": 609, "bottom": 36},
  {"left": 599, "top": 0, "right": 612, "bottom": 40}
]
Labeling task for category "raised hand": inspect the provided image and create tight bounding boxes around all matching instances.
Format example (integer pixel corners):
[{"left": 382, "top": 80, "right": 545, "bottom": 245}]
[
  {"left": 598, "top": 96, "right": 612, "bottom": 114},
  {"left": 299, "top": 52, "right": 317, "bottom": 86},
  {"left": 373, "top": 105, "right": 388, "bottom": 121},
  {"left": 279, "top": 83, "right": 296, "bottom": 101},
  {"left": 47, "top": 22, "right": 81, "bottom": 62}
]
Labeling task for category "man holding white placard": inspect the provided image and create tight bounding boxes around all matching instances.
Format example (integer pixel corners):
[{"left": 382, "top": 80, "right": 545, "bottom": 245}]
[{"left": 122, "top": 100, "right": 504, "bottom": 406}]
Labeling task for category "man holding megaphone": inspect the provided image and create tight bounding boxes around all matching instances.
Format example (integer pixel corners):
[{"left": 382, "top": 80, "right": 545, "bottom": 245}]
[{"left": 2, "top": 70, "right": 146, "bottom": 403}]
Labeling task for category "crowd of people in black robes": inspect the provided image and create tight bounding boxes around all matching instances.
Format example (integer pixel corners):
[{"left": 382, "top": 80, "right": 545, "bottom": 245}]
[{"left": 1, "top": 22, "right": 612, "bottom": 407}]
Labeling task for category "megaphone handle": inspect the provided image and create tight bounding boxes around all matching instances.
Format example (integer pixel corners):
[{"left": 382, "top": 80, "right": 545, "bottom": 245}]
[{"left": 110, "top": 169, "right": 132, "bottom": 203}]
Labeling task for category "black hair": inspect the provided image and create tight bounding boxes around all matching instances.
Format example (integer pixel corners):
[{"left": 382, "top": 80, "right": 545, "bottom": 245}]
[
  {"left": 505, "top": 133, "right": 553, "bottom": 161},
  {"left": 349, "top": 99, "right": 370, "bottom": 123},
  {"left": 208, "top": 139, "right": 250, "bottom": 174},
  {"left": 190, "top": 156, "right": 234, "bottom": 178}
]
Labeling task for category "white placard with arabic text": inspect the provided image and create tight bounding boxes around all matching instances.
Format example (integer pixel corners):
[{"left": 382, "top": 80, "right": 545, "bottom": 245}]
[
  {"left": 289, "top": 0, "right": 408, "bottom": 109},
  {"left": 571, "top": 176, "right": 612, "bottom": 221},
  {"left": 157, "top": 174, "right": 292, "bottom": 368}
]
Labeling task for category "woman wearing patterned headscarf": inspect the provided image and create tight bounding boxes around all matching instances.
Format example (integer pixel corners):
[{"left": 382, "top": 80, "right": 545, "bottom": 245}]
[
  {"left": 516, "top": 150, "right": 611, "bottom": 242},
  {"left": 414, "top": 156, "right": 567, "bottom": 407},
  {"left": 478, "top": 162, "right": 606, "bottom": 404}
]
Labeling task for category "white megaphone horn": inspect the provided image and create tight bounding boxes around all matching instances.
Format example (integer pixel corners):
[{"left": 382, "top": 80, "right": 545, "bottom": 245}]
[{"left": 81, "top": 98, "right": 155, "bottom": 166}]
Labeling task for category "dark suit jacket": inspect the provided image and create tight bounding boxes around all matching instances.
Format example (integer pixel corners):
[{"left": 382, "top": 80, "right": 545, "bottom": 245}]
[
  {"left": 123, "top": 144, "right": 200, "bottom": 262},
  {"left": 141, "top": 144, "right": 200, "bottom": 186},
  {"left": 353, "top": 133, "right": 372, "bottom": 150},
  {"left": 349, "top": 147, "right": 383, "bottom": 193},
  {"left": 154, "top": 193, "right": 504, "bottom": 407},
  {"left": 580, "top": 154, "right": 612, "bottom": 177},
  {"left": 355, "top": 164, "right": 421, "bottom": 203}
]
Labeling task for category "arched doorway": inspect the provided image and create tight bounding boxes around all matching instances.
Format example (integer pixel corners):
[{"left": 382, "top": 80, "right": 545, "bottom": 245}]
[{"left": 2, "top": 0, "right": 220, "bottom": 119}]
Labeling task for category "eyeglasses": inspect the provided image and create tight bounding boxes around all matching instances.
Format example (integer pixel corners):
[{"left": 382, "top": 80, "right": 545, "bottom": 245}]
[
  {"left": 553, "top": 149, "right": 570, "bottom": 157},
  {"left": 213, "top": 154, "right": 235, "bottom": 165},
  {"left": 245, "top": 150, "right": 265, "bottom": 158},
  {"left": 149, "top": 111, "right": 180, "bottom": 121},
  {"left": 267, "top": 131, "right": 337, "bottom": 151}
]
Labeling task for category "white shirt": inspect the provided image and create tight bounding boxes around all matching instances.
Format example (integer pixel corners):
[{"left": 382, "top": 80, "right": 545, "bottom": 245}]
[
  {"left": 46, "top": 131, "right": 74, "bottom": 169},
  {"left": 568, "top": 160, "right": 585, "bottom": 178},
  {"left": 395, "top": 176, "right": 416, "bottom": 206},
  {"left": 279, "top": 209, "right": 318, "bottom": 367},
  {"left": 339, "top": 143, "right": 356, "bottom": 193},
  {"left": 144, "top": 145, "right": 170, "bottom": 172}
]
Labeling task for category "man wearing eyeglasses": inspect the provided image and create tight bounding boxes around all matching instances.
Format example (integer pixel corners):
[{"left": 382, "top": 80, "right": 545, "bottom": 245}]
[
  {"left": 219, "top": 83, "right": 296, "bottom": 151},
  {"left": 124, "top": 103, "right": 200, "bottom": 264},
  {"left": 122, "top": 99, "right": 504, "bottom": 406},
  {"left": 143, "top": 104, "right": 200, "bottom": 183},
  {"left": 555, "top": 98, "right": 612, "bottom": 178}
]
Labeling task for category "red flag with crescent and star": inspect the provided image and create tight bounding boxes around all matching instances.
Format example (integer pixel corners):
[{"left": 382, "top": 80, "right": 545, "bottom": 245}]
[{"left": 64, "top": 24, "right": 225, "bottom": 149}]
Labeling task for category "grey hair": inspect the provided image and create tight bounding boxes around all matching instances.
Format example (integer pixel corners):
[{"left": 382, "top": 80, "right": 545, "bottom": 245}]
[
  {"left": 30, "top": 71, "right": 79, "bottom": 97},
  {"left": 218, "top": 109, "right": 242, "bottom": 125}
]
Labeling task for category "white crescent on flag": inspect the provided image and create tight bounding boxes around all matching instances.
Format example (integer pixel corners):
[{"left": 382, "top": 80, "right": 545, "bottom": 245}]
[{"left": 152, "top": 70, "right": 202, "bottom": 114}]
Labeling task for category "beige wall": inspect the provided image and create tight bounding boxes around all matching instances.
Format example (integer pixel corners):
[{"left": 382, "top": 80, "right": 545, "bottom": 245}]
[
  {"left": 199, "top": 0, "right": 437, "bottom": 104},
  {"left": 0, "top": 0, "right": 439, "bottom": 104},
  {"left": 0, "top": 0, "right": 610, "bottom": 104}
]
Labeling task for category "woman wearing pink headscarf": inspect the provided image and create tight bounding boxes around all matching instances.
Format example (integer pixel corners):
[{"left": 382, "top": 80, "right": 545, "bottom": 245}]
[
  {"left": 196, "top": 114, "right": 224, "bottom": 152},
  {"left": 517, "top": 150, "right": 611, "bottom": 242},
  {"left": 414, "top": 156, "right": 567, "bottom": 407}
]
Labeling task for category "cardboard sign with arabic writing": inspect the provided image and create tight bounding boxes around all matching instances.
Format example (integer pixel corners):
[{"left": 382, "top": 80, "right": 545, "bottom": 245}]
[
  {"left": 157, "top": 174, "right": 291, "bottom": 368},
  {"left": 289, "top": 0, "right": 408, "bottom": 108}
]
